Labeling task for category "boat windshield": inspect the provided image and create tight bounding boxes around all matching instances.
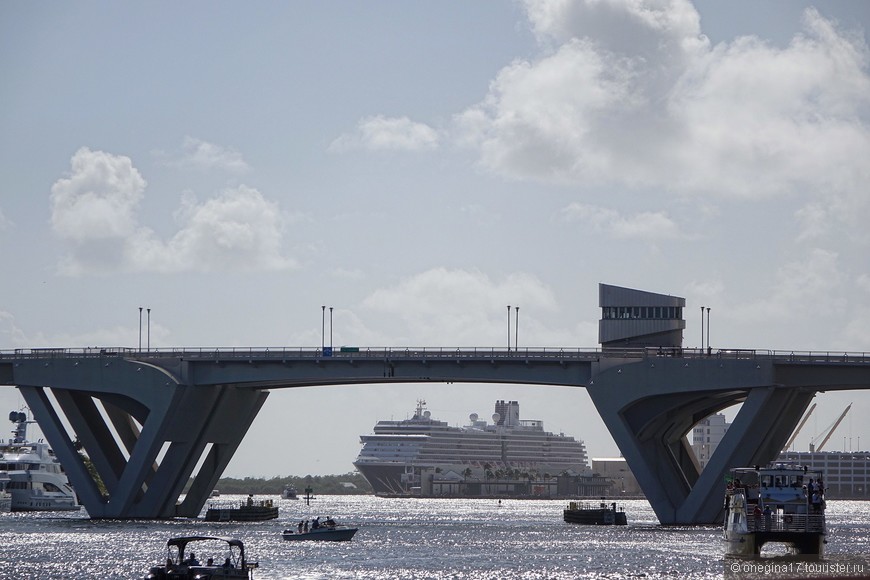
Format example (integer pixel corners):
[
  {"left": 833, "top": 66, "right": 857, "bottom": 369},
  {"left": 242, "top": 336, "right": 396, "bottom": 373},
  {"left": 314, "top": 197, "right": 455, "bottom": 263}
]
[{"left": 760, "top": 473, "right": 806, "bottom": 488}]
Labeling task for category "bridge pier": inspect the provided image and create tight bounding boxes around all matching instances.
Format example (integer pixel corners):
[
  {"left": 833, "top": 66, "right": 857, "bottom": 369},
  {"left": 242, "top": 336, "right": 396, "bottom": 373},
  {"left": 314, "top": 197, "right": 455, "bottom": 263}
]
[
  {"left": 13, "top": 355, "right": 267, "bottom": 518},
  {"left": 587, "top": 356, "right": 814, "bottom": 524}
]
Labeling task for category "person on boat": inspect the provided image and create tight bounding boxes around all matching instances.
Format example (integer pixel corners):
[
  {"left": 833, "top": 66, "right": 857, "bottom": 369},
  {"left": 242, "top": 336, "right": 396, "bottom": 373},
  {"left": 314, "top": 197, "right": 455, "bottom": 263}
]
[
  {"left": 762, "top": 505, "right": 772, "bottom": 531},
  {"left": 325, "top": 516, "right": 336, "bottom": 528},
  {"left": 207, "top": 558, "right": 214, "bottom": 566},
  {"left": 753, "top": 504, "right": 762, "bottom": 529},
  {"left": 184, "top": 553, "right": 199, "bottom": 566},
  {"left": 812, "top": 490, "right": 822, "bottom": 512},
  {"left": 223, "top": 558, "right": 232, "bottom": 568},
  {"left": 312, "top": 516, "right": 321, "bottom": 529},
  {"left": 298, "top": 520, "right": 304, "bottom": 533},
  {"left": 303, "top": 519, "right": 309, "bottom": 532},
  {"left": 247, "top": 494, "right": 254, "bottom": 507}
]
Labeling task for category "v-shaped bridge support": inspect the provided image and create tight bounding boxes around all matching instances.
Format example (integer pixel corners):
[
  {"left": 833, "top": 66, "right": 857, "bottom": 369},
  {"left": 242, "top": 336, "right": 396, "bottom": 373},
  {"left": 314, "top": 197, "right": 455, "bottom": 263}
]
[
  {"left": 586, "top": 356, "right": 814, "bottom": 525},
  {"left": 13, "top": 354, "right": 267, "bottom": 518}
]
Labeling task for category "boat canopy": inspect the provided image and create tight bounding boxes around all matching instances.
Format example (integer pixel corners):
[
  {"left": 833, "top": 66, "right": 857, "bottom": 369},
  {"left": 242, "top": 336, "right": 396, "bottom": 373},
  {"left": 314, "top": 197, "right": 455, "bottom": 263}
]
[{"left": 166, "top": 536, "right": 245, "bottom": 557}]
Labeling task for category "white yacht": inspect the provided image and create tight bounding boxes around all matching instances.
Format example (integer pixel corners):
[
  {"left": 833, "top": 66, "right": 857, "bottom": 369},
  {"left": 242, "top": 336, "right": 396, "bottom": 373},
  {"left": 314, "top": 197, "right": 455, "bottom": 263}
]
[
  {"left": 0, "top": 410, "right": 80, "bottom": 511},
  {"left": 354, "top": 399, "right": 590, "bottom": 495}
]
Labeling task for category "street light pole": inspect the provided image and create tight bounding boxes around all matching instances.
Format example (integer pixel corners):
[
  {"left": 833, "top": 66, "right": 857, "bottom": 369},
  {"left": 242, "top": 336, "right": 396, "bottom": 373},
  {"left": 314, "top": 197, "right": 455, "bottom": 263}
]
[
  {"left": 329, "top": 306, "right": 334, "bottom": 349},
  {"left": 706, "top": 307, "right": 711, "bottom": 354},
  {"left": 138, "top": 307, "right": 143, "bottom": 352},
  {"left": 147, "top": 308, "right": 151, "bottom": 352},
  {"left": 507, "top": 305, "right": 511, "bottom": 351},
  {"left": 515, "top": 306, "right": 519, "bottom": 352},
  {"left": 700, "top": 306, "right": 704, "bottom": 351},
  {"left": 321, "top": 305, "right": 325, "bottom": 350}
]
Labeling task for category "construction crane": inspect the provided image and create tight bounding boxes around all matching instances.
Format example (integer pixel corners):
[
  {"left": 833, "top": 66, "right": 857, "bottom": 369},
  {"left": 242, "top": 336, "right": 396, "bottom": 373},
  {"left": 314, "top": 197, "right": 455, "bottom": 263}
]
[
  {"left": 783, "top": 403, "right": 816, "bottom": 451},
  {"left": 809, "top": 403, "right": 852, "bottom": 452}
]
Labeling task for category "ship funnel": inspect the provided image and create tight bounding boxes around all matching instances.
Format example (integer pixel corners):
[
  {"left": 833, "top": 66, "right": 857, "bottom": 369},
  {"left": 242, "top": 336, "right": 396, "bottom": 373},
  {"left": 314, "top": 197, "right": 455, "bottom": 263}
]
[
  {"left": 423, "top": 410, "right": 431, "bottom": 418},
  {"left": 469, "top": 413, "right": 478, "bottom": 422},
  {"left": 492, "top": 413, "right": 500, "bottom": 424}
]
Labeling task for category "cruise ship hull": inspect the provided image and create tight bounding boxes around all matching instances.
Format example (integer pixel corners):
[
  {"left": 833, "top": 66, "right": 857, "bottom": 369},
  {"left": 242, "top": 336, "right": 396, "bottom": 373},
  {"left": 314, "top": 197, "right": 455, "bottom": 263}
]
[
  {"left": 354, "top": 460, "right": 582, "bottom": 496},
  {"left": 353, "top": 463, "right": 408, "bottom": 495}
]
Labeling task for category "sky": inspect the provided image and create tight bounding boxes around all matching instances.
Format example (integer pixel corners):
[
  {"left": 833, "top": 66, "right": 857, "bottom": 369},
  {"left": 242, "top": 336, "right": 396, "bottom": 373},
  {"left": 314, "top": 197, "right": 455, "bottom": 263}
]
[{"left": 1, "top": 1, "right": 869, "bottom": 478}]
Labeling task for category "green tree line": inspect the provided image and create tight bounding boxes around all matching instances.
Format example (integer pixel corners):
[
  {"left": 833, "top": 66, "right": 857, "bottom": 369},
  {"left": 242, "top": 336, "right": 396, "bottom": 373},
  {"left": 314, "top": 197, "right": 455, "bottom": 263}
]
[{"left": 213, "top": 472, "right": 372, "bottom": 495}]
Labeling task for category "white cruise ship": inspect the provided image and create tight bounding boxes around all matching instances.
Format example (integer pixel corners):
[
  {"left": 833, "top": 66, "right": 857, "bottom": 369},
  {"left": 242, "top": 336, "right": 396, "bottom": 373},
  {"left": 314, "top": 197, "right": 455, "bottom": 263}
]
[
  {"left": 0, "top": 410, "right": 80, "bottom": 511},
  {"left": 354, "top": 400, "right": 590, "bottom": 495}
]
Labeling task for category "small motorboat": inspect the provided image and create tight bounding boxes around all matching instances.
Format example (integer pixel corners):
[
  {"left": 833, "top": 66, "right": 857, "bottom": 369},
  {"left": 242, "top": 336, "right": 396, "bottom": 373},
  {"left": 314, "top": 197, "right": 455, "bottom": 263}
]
[
  {"left": 283, "top": 517, "right": 358, "bottom": 541},
  {"left": 143, "top": 535, "right": 258, "bottom": 579},
  {"left": 281, "top": 485, "right": 298, "bottom": 500}
]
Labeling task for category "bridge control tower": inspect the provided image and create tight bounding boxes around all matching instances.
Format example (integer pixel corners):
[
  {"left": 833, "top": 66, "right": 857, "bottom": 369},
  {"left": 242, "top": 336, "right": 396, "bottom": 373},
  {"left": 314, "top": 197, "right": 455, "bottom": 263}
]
[{"left": 599, "top": 283, "right": 685, "bottom": 350}]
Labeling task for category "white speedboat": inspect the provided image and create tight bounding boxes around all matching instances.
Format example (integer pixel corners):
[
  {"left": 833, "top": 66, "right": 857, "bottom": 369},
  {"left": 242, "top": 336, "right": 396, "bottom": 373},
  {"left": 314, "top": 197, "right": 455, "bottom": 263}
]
[
  {"left": 283, "top": 517, "right": 358, "bottom": 541},
  {"left": 724, "top": 465, "right": 826, "bottom": 556},
  {"left": 281, "top": 485, "right": 298, "bottom": 500},
  {"left": 0, "top": 410, "right": 80, "bottom": 511}
]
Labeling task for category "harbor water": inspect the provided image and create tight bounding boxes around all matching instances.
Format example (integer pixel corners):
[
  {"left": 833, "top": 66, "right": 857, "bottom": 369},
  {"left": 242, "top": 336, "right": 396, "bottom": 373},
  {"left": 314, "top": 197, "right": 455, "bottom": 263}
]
[{"left": 1, "top": 496, "right": 868, "bottom": 579}]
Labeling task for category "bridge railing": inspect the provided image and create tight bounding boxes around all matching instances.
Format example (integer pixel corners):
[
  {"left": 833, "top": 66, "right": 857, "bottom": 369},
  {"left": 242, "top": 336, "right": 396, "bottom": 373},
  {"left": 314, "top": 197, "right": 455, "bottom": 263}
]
[
  {"left": 0, "top": 346, "right": 605, "bottom": 360},
  {"left": 2, "top": 346, "right": 869, "bottom": 364}
]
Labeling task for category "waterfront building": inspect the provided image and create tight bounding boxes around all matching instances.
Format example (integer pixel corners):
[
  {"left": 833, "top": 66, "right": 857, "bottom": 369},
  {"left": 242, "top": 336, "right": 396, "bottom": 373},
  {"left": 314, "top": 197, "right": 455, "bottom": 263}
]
[
  {"left": 692, "top": 413, "right": 730, "bottom": 470},
  {"left": 777, "top": 450, "right": 870, "bottom": 499}
]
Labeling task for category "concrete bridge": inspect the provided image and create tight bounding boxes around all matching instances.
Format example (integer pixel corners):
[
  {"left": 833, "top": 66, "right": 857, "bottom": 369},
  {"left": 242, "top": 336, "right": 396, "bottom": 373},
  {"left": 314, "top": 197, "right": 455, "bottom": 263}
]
[{"left": 1, "top": 345, "right": 868, "bottom": 523}]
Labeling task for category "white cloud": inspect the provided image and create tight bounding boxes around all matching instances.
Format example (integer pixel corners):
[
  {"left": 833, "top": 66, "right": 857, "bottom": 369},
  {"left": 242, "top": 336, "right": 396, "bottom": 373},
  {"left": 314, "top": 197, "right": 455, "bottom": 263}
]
[
  {"left": 50, "top": 147, "right": 146, "bottom": 242},
  {"left": 50, "top": 148, "right": 293, "bottom": 275},
  {"left": 452, "top": 2, "right": 870, "bottom": 238},
  {"left": 523, "top": 0, "right": 705, "bottom": 55},
  {"left": 329, "top": 115, "right": 440, "bottom": 152},
  {"left": 0, "top": 311, "right": 29, "bottom": 348},
  {"left": 561, "top": 203, "right": 683, "bottom": 239},
  {"left": 161, "top": 136, "right": 251, "bottom": 173},
  {"left": 149, "top": 185, "right": 294, "bottom": 272}
]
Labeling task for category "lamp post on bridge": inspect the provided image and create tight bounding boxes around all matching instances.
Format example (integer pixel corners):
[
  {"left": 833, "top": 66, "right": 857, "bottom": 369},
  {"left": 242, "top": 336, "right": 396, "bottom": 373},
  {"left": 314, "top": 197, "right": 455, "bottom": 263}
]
[
  {"left": 515, "top": 306, "right": 519, "bottom": 352},
  {"left": 507, "top": 305, "right": 511, "bottom": 352},
  {"left": 700, "top": 306, "right": 704, "bottom": 351},
  {"left": 706, "top": 307, "right": 711, "bottom": 355},
  {"left": 330, "top": 306, "right": 334, "bottom": 349},
  {"left": 138, "top": 307, "right": 143, "bottom": 352},
  {"left": 147, "top": 308, "right": 151, "bottom": 352},
  {"left": 321, "top": 305, "right": 325, "bottom": 351}
]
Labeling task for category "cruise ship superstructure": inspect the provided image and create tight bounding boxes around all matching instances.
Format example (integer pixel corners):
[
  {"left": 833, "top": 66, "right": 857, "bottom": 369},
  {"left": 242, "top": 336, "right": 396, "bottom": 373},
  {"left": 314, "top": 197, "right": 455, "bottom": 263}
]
[
  {"left": 353, "top": 400, "right": 590, "bottom": 495},
  {"left": 0, "top": 410, "right": 80, "bottom": 511}
]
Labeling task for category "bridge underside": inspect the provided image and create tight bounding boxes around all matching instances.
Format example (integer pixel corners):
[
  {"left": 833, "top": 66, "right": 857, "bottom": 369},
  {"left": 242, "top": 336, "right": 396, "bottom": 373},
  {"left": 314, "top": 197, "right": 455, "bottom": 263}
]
[
  {"left": 12, "top": 357, "right": 267, "bottom": 519},
  {"left": 588, "top": 357, "right": 822, "bottom": 525}
]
